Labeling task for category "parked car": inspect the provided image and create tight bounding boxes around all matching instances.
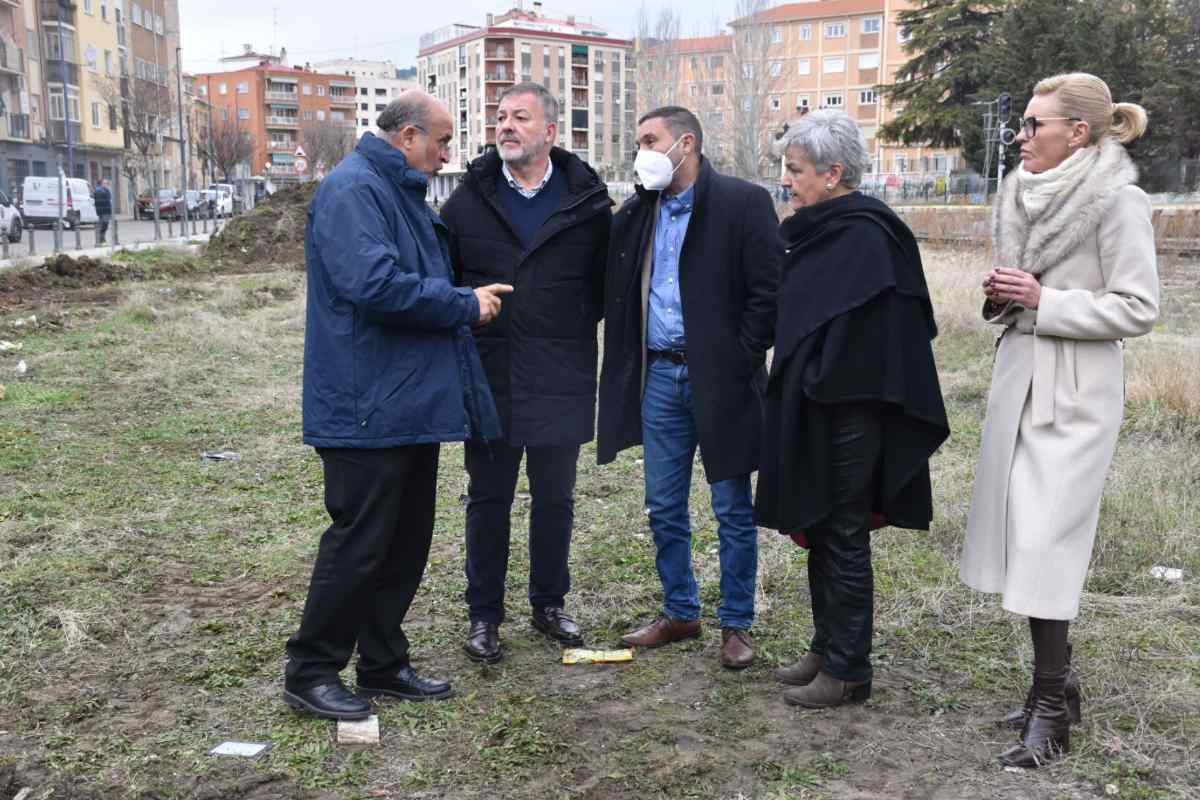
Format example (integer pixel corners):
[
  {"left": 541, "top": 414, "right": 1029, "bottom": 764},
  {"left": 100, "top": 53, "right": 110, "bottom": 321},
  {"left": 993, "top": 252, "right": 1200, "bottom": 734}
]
[
  {"left": 136, "top": 188, "right": 178, "bottom": 220},
  {"left": 209, "top": 183, "right": 239, "bottom": 214},
  {"left": 20, "top": 176, "right": 99, "bottom": 229},
  {"left": 0, "top": 190, "right": 23, "bottom": 243},
  {"left": 173, "top": 190, "right": 204, "bottom": 220},
  {"left": 209, "top": 187, "right": 233, "bottom": 217}
]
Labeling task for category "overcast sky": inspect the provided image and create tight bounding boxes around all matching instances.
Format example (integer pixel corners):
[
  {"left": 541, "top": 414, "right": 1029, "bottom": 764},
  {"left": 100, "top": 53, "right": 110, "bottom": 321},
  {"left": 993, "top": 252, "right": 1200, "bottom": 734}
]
[{"left": 179, "top": 0, "right": 744, "bottom": 74}]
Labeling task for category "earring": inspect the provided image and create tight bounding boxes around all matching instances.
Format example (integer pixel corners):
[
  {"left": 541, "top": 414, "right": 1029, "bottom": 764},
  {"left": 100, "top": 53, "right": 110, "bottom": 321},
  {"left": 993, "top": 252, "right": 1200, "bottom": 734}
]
[{"left": 825, "top": 184, "right": 834, "bottom": 192}]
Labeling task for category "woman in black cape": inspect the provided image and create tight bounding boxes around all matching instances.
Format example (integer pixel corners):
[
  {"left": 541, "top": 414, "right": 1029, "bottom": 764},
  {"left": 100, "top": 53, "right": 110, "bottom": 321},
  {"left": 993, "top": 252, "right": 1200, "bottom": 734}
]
[{"left": 756, "top": 110, "right": 950, "bottom": 709}]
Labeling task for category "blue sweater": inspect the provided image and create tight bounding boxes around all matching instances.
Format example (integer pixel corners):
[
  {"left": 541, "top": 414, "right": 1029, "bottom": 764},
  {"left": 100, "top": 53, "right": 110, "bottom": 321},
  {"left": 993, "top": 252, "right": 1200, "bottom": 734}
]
[{"left": 494, "top": 166, "right": 568, "bottom": 248}]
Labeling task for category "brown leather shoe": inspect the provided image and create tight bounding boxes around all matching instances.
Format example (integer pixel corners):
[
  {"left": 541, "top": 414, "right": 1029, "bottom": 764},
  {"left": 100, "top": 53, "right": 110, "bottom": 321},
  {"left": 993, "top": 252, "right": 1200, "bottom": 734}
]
[
  {"left": 773, "top": 652, "right": 824, "bottom": 686},
  {"left": 720, "top": 628, "right": 755, "bottom": 669},
  {"left": 783, "top": 669, "right": 871, "bottom": 709},
  {"left": 620, "top": 615, "right": 701, "bottom": 648}
]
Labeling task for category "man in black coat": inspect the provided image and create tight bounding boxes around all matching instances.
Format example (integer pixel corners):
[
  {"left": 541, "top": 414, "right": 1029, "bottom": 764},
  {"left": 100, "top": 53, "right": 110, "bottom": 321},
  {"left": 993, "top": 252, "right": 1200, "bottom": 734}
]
[
  {"left": 94, "top": 179, "right": 113, "bottom": 244},
  {"left": 441, "top": 82, "right": 612, "bottom": 663},
  {"left": 597, "top": 107, "right": 780, "bottom": 669}
]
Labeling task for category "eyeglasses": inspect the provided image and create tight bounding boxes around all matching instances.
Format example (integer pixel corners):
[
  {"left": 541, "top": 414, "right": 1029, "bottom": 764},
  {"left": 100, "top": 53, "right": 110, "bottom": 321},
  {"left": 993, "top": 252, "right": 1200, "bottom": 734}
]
[{"left": 1019, "top": 116, "right": 1082, "bottom": 138}]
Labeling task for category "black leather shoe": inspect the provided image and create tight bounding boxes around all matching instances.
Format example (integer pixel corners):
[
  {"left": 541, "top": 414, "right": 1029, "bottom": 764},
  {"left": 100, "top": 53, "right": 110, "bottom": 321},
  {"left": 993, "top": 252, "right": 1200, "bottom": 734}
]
[
  {"left": 283, "top": 680, "right": 371, "bottom": 721},
  {"left": 357, "top": 665, "right": 452, "bottom": 702},
  {"left": 531, "top": 606, "right": 584, "bottom": 646},
  {"left": 463, "top": 621, "right": 503, "bottom": 664}
]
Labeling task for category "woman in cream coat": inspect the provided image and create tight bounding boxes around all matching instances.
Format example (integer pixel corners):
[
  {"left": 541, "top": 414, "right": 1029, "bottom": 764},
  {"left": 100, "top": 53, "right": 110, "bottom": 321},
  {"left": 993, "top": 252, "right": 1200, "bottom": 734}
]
[{"left": 961, "top": 73, "right": 1159, "bottom": 768}]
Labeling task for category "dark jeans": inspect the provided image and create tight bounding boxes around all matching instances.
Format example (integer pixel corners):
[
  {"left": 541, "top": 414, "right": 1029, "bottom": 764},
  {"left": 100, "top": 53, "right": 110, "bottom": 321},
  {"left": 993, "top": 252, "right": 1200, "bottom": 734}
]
[
  {"left": 285, "top": 445, "right": 439, "bottom": 689},
  {"left": 464, "top": 439, "right": 579, "bottom": 624},
  {"left": 807, "top": 403, "right": 883, "bottom": 683},
  {"left": 97, "top": 215, "right": 109, "bottom": 243}
]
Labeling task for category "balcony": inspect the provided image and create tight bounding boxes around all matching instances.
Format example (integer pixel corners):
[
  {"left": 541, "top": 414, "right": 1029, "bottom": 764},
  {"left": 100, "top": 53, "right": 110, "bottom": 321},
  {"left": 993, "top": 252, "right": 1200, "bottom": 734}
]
[
  {"left": 268, "top": 141, "right": 297, "bottom": 153},
  {"left": 571, "top": 54, "right": 588, "bottom": 66},
  {"left": 265, "top": 164, "right": 304, "bottom": 178},
  {"left": 117, "top": 25, "right": 126, "bottom": 47},
  {"left": 48, "top": 119, "right": 82, "bottom": 143},
  {"left": 484, "top": 71, "right": 514, "bottom": 83},
  {"left": 44, "top": 59, "right": 80, "bottom": 86},
  {"left": 266, "top": 115, "right": 299, "bottom": 128},
  {"left": 0, "top": 1, "right": 22, "bottom": 7},
  {"left": 39, "top": 0, "right": 76, "bottom": 25},
  {"left": 264, "top": 89, "right": 298, "bottom": 103},
  {"left": 329, "top": 93, "right": 356, "bottom": 106},
  {"left": 1, "top": 112, "right": 30, "bottom": 139}
]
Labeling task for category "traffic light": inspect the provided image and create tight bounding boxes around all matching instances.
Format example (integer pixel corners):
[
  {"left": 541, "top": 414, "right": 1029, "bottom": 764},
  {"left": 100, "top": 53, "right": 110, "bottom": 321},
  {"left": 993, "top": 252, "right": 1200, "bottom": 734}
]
[{"left": 998, "top": 92, "right": 1012, "bottom": 121}]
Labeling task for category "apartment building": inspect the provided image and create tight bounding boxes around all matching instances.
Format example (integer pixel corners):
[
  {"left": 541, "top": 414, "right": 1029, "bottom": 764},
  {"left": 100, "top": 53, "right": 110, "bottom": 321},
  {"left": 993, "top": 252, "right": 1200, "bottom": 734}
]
[
  {"left": 75, "top": 0, "right": 124, "bottom": 193},
  {"left": 195, "top": 63, "right": 344, "bottom": 183},
  {"left": 128, "top": 0, "right": 180, "bottom": 192},
  {"left": 0, "top": 0, "right": 41, "bottom": 197},
  {"left": 417, "top": 4, "right": 635, "bottom": 199},
  {"left": 665, "top": 0, "right": 960, "bottom": 180},
  {"left": 312, "top": 58, "right": 419, "bottom": 138}
]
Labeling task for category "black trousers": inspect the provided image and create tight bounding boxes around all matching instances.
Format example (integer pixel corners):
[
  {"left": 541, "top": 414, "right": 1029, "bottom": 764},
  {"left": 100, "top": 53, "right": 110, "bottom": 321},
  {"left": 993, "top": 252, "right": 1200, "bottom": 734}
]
[
  {"left": 97, "top": 216, "right": 109, "bottom": 243},
  {"left": 285, "top": 445, "right": 439, "bottom": 690},
  {"left": 808, "top": 403, "right": 883, "bottom": 683},
  {"left": 464, "top": 439, "right": 579, "bottom": 624}
]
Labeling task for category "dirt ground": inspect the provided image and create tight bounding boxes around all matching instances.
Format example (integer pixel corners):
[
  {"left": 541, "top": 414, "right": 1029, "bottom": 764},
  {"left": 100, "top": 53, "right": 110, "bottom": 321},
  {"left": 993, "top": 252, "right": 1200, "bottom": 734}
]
[{"left": 0, "top": 248, "right": 1196, "bottom": 800}]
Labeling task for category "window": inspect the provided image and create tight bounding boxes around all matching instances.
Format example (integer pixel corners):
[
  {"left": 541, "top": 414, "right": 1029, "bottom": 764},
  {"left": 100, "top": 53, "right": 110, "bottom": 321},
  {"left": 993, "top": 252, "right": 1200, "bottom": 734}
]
[
  {"left": 360, "top": 103, "right": 368, "bottom": 111},
  {"left": 303, "top": 83, "right": 312, "bottom": 95},
  {"left": 218, "top": 82, "right": 227, "bottom": 95},
  {"left": 797, "top": 58, "right": 811, "bottom": 75},
  {"left": 709, "top": 55, "right": 723, "bottom": 69},
  {"left": 361, "top": 118, "right": 370, "bottom": 127},
  {"left": 84, "top": 0, "right": 93, "bottom": 13},
  {"left": 711, "top": 83, "right": 724, "bottom": 95},
  {"left": 742, "top": 63, "right": 754, "bottom": 80},
  {"left": 155, "top": 14, "right": 163, "bottom": 35},
  {"left": 690, "top": 85, "right": 699, "bottom": 97},
  {"left": 101, "top": 2, "right": 107, "bottom": 21},
  {"left": 859, "top": 89, "right": 878, "bottom": 105},
  {"left": 85, "top": 46, "right": 98, "bottom": 72},
  {"left": 862, "top": 17, "right": 882, "bottom": 34},
  {"left": 317, "top": 110, "right": 326, "bottom": 121},
  {"left": 236, "top": 82, "right": 248, "bottom": 94},
  {"left": 91, "top": 101, "right": 101, "bottom": 128},
  {"left": 770, "top": 96, "right": 781, "bottom": 111},
  {"left": 44, "top": 30, "right": 77, "bottom": 61},
  {"left": 858, "top": 52, "right": 880, "bottom": 70},
  {"left": 690, "top": 56, "right": 698, "bottom": 70},
  {"left": 823, "top": 56, "right": 845, "bottom": 73},
  {"left": 799, "top": 24, "right": 812, "bottom": 41},
  {"left": 742, "top": 97, "right": 753, "bottom": 113},
  {"left": 796, "top": 95, "right": 810, "bottom": 111},
  {"left": 238, "top": 108, "right": 249, "bottom": 120},
  {"left": 823, "top": 92, "right": 844, "bottom": 108},
  {"left": 360, "top": 87, "right": 368, "bottom": 95},
  {"left": 895, "top": 155, "right": 909, "bottom": 173},
  {"left": 108, "top": 105, "right": 117, "bottom": 130},
  {"left": 220, "top": 108, "right": 228, "bottom": 120},
  {"left": 67, "top": 88, "right": 80, "bottom": 122},
  {"left": 131, "top": 4, "right": 141, "bottom": 26},
  {"left": 49, "top": 87, "right": 65, "bottom": 120},
  {"left": 303, "top": 111, "right": 313, "bottom": 121},
  {"left": 375, "top": 104, "right": 386, "bottom": 111},
  {"left": 104, "top": 50, "right": 113, "bottom": 76},
  {"left": 825, "top": 22, "right": 846, "bottom": 38},
  {"left": 771, "top": 27, "right": 782, "bottom": 44},
  {"left": 317, "top": 85, "right": 325, "bottom": 96},
  {"left": 769, "top": 61, "right": 782, "bottom": 77},
  {"left": 331, "top": 110, "right": 345, "bottom": 121}
]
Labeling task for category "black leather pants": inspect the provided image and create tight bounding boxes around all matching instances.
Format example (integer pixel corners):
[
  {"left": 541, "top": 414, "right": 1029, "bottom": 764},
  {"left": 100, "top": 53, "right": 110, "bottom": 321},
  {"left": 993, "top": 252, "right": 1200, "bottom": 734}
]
[{"left": 807, "top": 403, "right": 883, "bottom": 683}]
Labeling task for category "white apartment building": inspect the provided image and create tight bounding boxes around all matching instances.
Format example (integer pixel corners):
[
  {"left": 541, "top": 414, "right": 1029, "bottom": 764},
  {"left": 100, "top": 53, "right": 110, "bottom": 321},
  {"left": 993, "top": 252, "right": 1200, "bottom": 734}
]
[
  {"left": 417, "top": 4, "right": 635, "bottom": 199},
  {"left": 312, "top": 58, "right": 420, "bottom": 137}
]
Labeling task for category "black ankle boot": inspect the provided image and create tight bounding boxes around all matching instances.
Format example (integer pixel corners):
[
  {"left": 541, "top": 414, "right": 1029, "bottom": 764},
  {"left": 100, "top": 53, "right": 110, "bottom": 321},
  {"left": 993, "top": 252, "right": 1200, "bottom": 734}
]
[
  {"left": 998, "top": 666, "right": 1072, "bottom": 768},
  {"left": 1001, "top": 643, "right": 1083, "bottom": 729}
]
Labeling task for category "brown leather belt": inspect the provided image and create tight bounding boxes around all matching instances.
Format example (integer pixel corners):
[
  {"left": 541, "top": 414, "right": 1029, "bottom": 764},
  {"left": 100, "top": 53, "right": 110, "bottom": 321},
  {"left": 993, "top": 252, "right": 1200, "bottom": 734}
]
[{"left": 648, "top": 349, "right": 688, "bottom": 366}]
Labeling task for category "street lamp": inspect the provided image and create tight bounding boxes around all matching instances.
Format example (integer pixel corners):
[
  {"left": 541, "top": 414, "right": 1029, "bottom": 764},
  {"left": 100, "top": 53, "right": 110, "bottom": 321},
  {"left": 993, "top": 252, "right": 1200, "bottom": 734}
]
[{"left": 176, "top": 45, "right": 188, "bottom": 230}]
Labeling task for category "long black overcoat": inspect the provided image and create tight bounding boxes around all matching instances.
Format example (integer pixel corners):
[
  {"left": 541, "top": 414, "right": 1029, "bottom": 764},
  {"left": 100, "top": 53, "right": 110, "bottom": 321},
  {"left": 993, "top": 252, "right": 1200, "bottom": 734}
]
[
  {"left": 596, "top": 157, "right": 780, "bottom": 483},
  {"left": 441, "top": 147, "right": 612, "bottom": 446}
]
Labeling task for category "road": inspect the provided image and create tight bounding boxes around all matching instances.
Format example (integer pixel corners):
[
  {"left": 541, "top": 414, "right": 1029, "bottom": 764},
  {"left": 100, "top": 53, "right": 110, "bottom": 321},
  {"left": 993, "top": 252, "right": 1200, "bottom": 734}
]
[{"left": 4, "top": 213, "right": 231, "bottom": 258}]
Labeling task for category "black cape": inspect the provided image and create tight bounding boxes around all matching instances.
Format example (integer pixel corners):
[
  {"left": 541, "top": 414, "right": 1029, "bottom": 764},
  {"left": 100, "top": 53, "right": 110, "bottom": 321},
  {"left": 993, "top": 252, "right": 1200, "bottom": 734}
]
[{"left": 754, "top": 192, "right": 950, "bottom": 533}]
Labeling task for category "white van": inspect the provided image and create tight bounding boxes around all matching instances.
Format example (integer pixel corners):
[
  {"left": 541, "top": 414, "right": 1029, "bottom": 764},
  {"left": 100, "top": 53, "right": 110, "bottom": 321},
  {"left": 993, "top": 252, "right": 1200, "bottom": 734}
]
[{"left": 20, "top": 176, "right": 99, "bottom": 229}]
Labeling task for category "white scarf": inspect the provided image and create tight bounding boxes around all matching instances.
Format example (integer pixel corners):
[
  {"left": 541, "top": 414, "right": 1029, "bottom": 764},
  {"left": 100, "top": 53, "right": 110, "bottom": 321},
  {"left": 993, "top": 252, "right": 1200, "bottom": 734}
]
[
  {"left": 1014, "top": 145, "right": 1099, "bottom": 222},
  {"left": 992, "top": 136, "right": 1137, "bottom": 275}
]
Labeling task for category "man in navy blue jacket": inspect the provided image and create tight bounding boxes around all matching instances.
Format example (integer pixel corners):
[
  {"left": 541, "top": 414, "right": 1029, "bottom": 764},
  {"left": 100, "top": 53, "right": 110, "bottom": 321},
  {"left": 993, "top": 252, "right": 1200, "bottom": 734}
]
[{"left": 284, "top": 91, "right": 513, "bottom": 721}]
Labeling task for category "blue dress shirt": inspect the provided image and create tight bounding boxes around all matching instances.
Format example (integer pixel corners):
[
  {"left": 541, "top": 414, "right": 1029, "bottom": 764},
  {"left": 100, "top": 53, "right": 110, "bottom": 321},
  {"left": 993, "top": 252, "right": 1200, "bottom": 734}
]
[{"left": 646, "top": 185, "right": 694, "bottom": 352}]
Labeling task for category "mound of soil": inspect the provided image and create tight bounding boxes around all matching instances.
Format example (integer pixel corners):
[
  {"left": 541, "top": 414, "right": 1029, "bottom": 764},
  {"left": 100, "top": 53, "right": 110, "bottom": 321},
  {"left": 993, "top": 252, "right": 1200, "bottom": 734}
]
[
  {"left": 205, "top": 181, "right": 317, "bottom": 269},
  {"left": 0, "top": 253, "right": 202, "bottom": 309}
]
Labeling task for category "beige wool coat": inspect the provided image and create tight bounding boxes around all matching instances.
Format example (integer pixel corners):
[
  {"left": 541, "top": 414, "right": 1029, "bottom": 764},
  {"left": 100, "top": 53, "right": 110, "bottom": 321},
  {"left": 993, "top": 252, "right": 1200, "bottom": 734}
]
[{"left": 960, "top": 137, "right": 1160, "bottom": 620}]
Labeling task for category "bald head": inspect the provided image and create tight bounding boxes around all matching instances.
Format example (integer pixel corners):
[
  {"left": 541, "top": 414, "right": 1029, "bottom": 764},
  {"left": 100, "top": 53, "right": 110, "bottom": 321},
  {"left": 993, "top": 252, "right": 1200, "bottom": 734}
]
[{"left": 379, "top": 91, "right": 453, "bottom": 177}]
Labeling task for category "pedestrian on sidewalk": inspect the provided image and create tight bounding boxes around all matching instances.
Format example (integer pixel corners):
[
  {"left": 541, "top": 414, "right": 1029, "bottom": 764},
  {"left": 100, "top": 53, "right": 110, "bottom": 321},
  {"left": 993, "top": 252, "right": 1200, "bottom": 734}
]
[{"left": 94, "top": 179, "right": 112, "bottom": 244}]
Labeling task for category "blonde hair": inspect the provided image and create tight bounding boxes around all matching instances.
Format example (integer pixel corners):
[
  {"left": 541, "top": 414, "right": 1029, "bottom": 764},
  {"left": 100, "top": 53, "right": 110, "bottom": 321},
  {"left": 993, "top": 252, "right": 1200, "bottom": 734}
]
[{"left": 1033, "top": 72, "right": 1148, "bottom": 145}]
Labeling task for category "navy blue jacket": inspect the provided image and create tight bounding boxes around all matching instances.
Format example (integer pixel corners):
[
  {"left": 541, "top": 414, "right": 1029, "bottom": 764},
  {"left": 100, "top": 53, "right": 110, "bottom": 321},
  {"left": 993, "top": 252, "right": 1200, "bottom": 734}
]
[
  {"left": 302, "top": 133, "right": 502, "bottom": 448},
  {"left": 94, "top": 185, "right": 112, "bottom": 217}
]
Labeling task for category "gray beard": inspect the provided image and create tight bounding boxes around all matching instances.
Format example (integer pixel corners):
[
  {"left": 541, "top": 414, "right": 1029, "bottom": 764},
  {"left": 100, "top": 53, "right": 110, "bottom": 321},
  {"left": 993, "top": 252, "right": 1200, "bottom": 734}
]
[{"left": 498, "top": 143, "right": 536, "bottom": 166}]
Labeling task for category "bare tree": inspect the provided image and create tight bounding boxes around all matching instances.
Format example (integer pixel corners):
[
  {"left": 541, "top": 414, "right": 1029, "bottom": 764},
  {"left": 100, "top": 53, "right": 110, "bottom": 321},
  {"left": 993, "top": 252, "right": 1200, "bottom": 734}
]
[
  {"left": 685, "top": 16, "right": 734, "bottom": 172},
  {"left": 727, "top": 0, "right": 786, "bottom": 182},
  {"left": 300, "top": 119, "right": 356, "bottom": 177},
  {"left": 635, "top": 3, "right": 683, "bottom": 115},
  {"left": 93, "top": 75, "right": 175, "bottom": 192},
  {"left": 210, "top": 117, "right": 255, "bottom": 182}
]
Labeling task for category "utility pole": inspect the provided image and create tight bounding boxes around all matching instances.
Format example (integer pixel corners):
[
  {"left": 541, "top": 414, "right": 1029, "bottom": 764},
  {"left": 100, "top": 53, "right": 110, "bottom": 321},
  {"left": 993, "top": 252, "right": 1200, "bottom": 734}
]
[
  {"left": 176, "top": 46, "right": 188, "bottom": 230},
  {"left": 55, "top": 0, "right": 74, "bottom": 180}
]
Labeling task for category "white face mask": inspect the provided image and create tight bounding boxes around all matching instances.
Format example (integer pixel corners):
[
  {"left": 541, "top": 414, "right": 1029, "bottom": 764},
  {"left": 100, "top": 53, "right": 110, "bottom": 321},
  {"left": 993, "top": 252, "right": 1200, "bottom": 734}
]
[{"left": 634, "top": 136, "right": 686, "bottom": 191}]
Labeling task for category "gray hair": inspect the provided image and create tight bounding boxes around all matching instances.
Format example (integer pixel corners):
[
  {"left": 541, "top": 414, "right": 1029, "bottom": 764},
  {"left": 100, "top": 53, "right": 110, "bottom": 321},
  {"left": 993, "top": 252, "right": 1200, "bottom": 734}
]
[
  {"left": 777, "top": 110, "right": 871, "bottom": 189},
  {"left": 377, "top": 94, "right": 432, "bottom": 134},
  {"left": 498, "top": 82, "right": 560, "bottom": 123}
]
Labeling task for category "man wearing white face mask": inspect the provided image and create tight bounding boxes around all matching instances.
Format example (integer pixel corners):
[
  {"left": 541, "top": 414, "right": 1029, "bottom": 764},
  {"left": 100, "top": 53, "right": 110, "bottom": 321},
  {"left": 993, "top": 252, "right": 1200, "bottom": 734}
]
[{"left": 597, "top": 106, "right": 781, "bottom": 669}]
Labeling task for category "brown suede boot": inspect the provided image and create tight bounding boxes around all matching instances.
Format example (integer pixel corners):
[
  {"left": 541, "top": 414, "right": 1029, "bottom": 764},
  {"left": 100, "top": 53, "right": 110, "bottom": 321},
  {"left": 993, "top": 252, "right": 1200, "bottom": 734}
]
[
  {"left": 773, "top": 652, "right": 824, "bottom": 686},
  {"left": 720, "top": 629, "right": 755, "bottom": 669},
  {"left": 782, "top": 669, "right": 871, "bottom": 709}
]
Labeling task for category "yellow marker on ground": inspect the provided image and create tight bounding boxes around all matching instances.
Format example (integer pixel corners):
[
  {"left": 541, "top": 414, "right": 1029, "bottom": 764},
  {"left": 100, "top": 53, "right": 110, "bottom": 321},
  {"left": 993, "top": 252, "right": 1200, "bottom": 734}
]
[{"left": 562, "top": 648, "right": 635, "bottom": 665}]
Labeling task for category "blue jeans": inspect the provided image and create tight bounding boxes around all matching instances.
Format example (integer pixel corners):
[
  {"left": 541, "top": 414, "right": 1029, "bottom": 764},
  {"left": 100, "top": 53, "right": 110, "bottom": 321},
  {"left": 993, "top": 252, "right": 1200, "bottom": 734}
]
[{"left": 641, "top": 358, "right": 757, "bottom": 630}]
